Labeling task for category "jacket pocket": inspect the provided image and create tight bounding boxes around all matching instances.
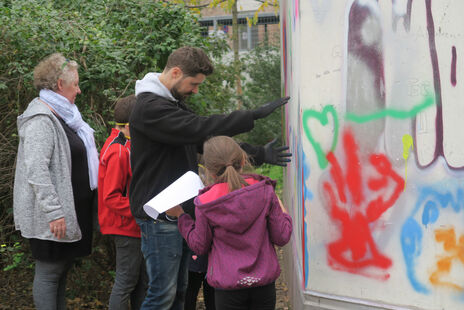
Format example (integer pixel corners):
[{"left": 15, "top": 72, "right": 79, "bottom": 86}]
[{"left": 117, "top": 215, "right": 130, "bottom": 228}]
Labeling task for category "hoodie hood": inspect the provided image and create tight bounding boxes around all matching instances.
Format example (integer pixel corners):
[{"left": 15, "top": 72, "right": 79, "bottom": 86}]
[
  {"left": 194, "top": 174, "right": 276, "bottom": 234},
  {"left": 135, "top": 72, "right": 177, "bottom": 102},
  {"left": 17, "top": 98, "right": 55, "bottom": 130}
]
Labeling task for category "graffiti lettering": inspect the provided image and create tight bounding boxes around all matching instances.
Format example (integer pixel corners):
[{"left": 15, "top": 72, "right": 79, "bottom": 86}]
[
  {"left": 401, "top": 186, "right": 464, "bottom": 294},
  {"left": 451, "top": 46, "right": 457, "bottom": 87},
  {"left": 429, "top": 227, "right": 464, "bottom": 291}
]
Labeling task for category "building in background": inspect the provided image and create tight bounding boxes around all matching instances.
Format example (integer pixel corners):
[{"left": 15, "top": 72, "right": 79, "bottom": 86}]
[{"left": 199, "top": 0, "right": 280, "bottom": 51}]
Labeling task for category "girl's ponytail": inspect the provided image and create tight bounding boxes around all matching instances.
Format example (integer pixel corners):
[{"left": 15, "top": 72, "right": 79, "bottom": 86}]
[
  {"left": 203, "top": 136, "right": 250, "bottom": 192},
  {"left": 220, "top": 162, "right": 249, "bottom": 192}
]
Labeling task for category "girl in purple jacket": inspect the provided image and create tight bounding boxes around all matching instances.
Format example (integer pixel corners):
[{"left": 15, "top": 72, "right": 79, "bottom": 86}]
[{"left": 168, "top": 136, "right": 293, "bottom": 310}]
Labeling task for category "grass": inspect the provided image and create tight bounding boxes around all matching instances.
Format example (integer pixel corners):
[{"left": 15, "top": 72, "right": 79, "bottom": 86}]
[{"left": 254, "top": 164, "right": 284, "bottom": 196}]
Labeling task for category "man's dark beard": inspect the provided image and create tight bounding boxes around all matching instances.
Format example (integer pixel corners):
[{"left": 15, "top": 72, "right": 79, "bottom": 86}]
[{"left": 171, "top": 83, "right": 192, "bottom": 101}]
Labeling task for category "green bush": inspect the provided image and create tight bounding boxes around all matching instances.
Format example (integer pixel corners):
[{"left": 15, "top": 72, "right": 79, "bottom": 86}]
[
  {"left": 0, "top": 0, "right": 226, "bottom": 139},
  {"left": 0, "top": 241, "right": 33, "bottom": 271},
  {"left": 0, "top": 2, "right": 284, "bottom": 305},
  {"left": 0, "top": 0, "right": 229, "bottom": 246},
  {"left": 0, "top": 0, "right": 283, "bottom": 251},
  {"left": 254, "top": 164, "right": 284, "bottom": 195},
  {"left": 237, "top": 42, "right": 282, "bottom": 146}
]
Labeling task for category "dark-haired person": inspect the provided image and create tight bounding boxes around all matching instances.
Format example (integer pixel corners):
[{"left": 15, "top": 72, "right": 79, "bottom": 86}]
[
  {"left": 13, "top": 53, "right": 98, "bottom": 310},
  {"left": 129, "top": 46, "right": 291, "bottom": 310},
  {"left": 98, "top": 95, "right": 147, "bottom": 310}
]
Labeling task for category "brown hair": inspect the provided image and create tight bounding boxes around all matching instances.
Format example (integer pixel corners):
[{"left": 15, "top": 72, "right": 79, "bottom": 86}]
[
  {"left": 165, "top": 46, "right": 214, "bottom": 77},
  {"left": 33, "top": 53, "right": 78, "bottom": 91},
  {"left": 114, "top": 94, "right": 136, "bottom": 124},
  {"left": 203, "top": 136, "right": 250, "bottom": 192}
]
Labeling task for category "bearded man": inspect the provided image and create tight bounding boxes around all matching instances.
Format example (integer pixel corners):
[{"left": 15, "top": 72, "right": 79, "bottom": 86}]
[{"left": 129, "top": 46, "right": 290, "bottom": 310}]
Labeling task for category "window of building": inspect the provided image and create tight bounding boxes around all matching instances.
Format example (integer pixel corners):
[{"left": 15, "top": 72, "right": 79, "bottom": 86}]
[{"left": 238, "top": 24, "right": 259, "bottom": 51}]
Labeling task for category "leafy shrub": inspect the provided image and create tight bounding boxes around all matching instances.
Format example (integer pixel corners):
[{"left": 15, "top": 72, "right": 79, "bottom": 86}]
[
  {"left": 0, "top": 0, "right": 229, "bottom": 248},
  {"left": 237, "top": 42, "right": 282, "bottom": 146},
  {"left": 255, "top": 164, "right": 284, "bottom": 195},
  {"left": 0, "top": 241, "right": 33, "bottom": 271},
  {"left": 0, "top": 0, "right": 283, "bottom": 253}
]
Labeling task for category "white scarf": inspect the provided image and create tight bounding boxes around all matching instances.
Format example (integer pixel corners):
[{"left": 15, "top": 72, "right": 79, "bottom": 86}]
[{"left": 39, "top": 89, "right": 99, "bottom": 190}]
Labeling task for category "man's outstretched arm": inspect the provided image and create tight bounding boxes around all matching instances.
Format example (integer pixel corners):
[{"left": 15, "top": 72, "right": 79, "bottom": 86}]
[{"left": 240, "top": 138, "right": 292, "bottom": 167}]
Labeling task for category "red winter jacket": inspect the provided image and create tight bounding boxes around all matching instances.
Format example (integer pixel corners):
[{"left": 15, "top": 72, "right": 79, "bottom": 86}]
[{"left": 98, "top": 129, "right": 140, "bottom": 237}]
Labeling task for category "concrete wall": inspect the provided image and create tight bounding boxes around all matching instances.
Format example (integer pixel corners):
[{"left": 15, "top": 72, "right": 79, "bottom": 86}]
[{"left": 281, "top": 1, "right": 464, "bottom": 309}]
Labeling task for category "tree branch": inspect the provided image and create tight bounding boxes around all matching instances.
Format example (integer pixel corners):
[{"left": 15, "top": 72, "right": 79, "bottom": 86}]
[
  {"left": 160, "top": 0, "right": 228, "bottom": 9},
  {"left": 254, "top": 0, "right": 278, "bottom": 7}
]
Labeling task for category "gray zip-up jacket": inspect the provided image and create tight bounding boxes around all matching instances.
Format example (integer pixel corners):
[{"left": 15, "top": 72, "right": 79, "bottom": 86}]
[{"left": 13, "top": 98, "right": 81, "bottom": 242}]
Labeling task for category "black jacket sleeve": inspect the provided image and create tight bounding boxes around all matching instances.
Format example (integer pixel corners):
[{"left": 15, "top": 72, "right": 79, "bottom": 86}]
[
  {"left": 240, "top": 142, "right": 265, "bottom": 166},
  {"left": 131, "top": 93, "right": 255, "bottom": 145}
]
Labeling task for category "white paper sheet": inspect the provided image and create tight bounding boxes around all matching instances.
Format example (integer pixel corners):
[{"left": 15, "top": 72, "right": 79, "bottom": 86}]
[{"left": 143, "top": 171, "right": 205, "bottom": 219}]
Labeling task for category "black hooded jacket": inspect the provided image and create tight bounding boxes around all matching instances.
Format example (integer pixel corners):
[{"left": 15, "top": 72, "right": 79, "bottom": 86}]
[{"left": 129, "top": 91, "right": 263, "bottom": 220}]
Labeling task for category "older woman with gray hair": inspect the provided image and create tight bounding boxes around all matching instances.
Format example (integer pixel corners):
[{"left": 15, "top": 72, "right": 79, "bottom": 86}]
[{"left": 13, "top": 52, "right": 98, "bottom": 309}]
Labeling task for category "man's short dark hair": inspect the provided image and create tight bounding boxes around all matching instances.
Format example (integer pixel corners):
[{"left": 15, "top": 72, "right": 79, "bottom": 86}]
[
  {"left": 165, "top": 46, "right": 214, "bottom": 77},
  {"left": 114, "top": 94, "right": 136, "bottom": 123}
]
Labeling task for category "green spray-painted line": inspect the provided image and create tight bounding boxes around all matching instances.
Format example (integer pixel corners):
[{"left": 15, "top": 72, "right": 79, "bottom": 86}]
[
  {"left": 302, "top": 105, "right": 339, "bottom": 169},
  {"left": 345, "top": 95, "right": 435, "bottom": 123}
]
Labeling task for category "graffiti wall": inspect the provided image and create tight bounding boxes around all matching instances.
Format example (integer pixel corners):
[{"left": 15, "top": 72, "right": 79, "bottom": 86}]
[{"left": 281, "top": 1, "right": 464, "bottom": 309}]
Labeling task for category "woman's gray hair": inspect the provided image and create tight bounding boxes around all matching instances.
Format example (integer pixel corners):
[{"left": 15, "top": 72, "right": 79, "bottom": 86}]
[{"left": 33, "top": 53, "right": 78, "bottom": 91}]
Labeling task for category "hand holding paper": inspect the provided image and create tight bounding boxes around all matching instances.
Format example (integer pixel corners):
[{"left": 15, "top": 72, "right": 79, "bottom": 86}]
[
  {"left": 143, "top": 171, "right": 204, "bottom": 219},
  {"left": 166, "top": 205, "right": 185, "bottom": 218}
]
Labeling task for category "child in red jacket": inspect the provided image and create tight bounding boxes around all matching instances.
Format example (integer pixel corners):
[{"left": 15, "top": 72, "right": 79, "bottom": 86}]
[{"left": 98, "top": 95, "right": 147, "bottom": 310}]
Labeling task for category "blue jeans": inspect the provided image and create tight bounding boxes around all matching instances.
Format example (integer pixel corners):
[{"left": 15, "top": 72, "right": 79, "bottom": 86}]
[{"left": 137, "top": 219, "right": 190, "bottom": 310}]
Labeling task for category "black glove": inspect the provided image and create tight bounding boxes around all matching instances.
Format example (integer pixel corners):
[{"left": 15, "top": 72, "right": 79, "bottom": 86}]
[
  {"left": 263, "top": 138, "right": 292, "bottom": 167},
  {"left": 252, "top": 96, "right": 290, "bottom": 120}
]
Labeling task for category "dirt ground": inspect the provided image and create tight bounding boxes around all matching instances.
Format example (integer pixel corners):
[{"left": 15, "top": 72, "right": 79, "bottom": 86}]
[{"left": 0, "top": 241, "right": 291, "bottom": 310}]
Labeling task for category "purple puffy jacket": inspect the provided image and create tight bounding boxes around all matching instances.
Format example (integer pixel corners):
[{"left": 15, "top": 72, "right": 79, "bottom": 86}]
[{"left": 178, "top": 174, "right": 293, "bottom": 290}]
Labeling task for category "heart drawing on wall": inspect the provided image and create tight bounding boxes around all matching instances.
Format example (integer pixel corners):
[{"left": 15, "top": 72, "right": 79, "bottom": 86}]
[{"left": 302, "top": 105, "right": 339, "bottom": 169}]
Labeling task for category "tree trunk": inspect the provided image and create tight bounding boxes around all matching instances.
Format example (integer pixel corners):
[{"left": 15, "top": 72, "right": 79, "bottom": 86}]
[{"left": 232, "top": 0, "right": 243, "bottom": 109}]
